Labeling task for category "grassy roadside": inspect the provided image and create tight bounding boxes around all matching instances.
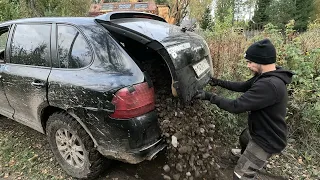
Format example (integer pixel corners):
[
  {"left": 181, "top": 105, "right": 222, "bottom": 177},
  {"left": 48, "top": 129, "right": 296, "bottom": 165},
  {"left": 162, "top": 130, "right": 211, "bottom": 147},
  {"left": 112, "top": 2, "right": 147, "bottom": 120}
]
[
  {"left": 0, "top": 116, "right": 161, "bottom": 180},
  {"left": 0, "top": 116, "right": 71, "bottom": 180}
]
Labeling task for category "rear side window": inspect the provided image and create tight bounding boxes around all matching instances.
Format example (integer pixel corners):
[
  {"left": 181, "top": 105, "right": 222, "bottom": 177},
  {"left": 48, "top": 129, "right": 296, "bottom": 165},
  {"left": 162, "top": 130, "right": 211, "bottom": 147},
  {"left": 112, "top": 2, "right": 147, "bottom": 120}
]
[
  {"left": 10, "top": 24, "right": 51, "bottom": 67},
  {"left": 0, "top": 30, "right": 9, "bottom": 51},
  {"left": 80, "top": 25, "right": 144, "bottom": 75},
  {"left": 0, "top": 27, "right": 9, "bottom": 61},
  {"left": 54, "top": 25, "right": 92, "bottom": 69}
]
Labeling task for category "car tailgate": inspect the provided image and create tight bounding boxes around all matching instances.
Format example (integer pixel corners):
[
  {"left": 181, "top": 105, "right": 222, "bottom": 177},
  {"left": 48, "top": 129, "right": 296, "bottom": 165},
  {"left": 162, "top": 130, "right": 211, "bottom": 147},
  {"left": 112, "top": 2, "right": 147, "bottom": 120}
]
[{"left": 96, "top": 17, "right": 213, "bottom": 102}]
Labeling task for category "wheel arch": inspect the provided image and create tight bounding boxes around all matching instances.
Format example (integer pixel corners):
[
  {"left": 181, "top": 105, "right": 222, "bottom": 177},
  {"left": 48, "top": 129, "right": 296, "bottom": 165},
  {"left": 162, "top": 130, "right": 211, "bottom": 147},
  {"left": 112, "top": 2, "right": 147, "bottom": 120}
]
[{"left": 39, "top": 105, "right": 99, "bottom": 147}]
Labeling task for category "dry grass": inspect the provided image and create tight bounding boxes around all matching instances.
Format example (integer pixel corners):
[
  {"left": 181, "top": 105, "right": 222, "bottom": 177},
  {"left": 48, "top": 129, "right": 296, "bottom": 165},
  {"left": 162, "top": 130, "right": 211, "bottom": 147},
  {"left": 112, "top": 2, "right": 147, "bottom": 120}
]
[
  {"left": 299, "top": 29, "right": 320, "bottom": 53},
  {"left": 205, "top": 32, "right": 252, "bottom": 82}
]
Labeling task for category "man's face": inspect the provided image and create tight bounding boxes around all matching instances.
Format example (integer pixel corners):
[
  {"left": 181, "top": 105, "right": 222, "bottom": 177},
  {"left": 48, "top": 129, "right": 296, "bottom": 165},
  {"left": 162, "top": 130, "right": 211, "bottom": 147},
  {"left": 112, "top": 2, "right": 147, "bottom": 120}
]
[{"left": 246, "top": 60, "right": 262, "bottom": 75}]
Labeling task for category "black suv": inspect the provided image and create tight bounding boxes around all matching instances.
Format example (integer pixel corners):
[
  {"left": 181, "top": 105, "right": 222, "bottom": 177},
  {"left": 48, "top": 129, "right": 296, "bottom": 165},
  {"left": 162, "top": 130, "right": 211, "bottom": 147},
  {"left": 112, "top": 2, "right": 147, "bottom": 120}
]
[{"left": 0, "top": 12, "right": 212, "bottom": 179}]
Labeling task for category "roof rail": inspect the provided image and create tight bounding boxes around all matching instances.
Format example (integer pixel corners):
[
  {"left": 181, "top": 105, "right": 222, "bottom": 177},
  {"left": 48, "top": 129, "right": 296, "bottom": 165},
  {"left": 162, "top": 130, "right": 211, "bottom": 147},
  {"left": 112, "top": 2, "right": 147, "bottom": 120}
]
[{"left": 95, "top": 11, "right": 167, "bottom": 23}]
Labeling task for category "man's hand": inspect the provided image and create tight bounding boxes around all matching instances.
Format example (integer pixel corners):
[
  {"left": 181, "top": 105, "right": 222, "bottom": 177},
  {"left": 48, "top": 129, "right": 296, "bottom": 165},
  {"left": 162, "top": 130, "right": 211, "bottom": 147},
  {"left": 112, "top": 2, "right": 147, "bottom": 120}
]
[
  {"left": 194, "top": 90, "right": 216, "bottom": 100},
  {"left": 209, "top": 77, "right": 220, "bottom": 86}
]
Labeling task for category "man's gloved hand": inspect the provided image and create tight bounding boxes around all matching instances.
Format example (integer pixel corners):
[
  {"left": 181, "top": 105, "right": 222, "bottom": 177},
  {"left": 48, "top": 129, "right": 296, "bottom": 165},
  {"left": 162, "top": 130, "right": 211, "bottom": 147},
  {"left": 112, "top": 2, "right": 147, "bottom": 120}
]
[
  {"left": 209, "top": 77, "right": 220, "bottom": 86},
  {"left": 194, "top": 90, "right": 216, "bottom": 100}
]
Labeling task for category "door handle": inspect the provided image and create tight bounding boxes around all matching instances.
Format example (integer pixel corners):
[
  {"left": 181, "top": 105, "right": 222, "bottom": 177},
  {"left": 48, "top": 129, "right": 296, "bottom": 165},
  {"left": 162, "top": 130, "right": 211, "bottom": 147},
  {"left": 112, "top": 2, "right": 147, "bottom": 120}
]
[{"left": 31, "top": 81, "right": 45, "bottom": 88}]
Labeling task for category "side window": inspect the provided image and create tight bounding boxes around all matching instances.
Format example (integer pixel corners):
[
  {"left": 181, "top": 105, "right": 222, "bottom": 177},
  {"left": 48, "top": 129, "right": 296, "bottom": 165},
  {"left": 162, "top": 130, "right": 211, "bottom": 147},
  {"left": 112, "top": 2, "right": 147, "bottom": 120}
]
[
  {"left": 10, "top": 24, "right": 51, "bottom": 67},
  {"left": 0, "top": 27, "right": 9, "bottom": 61},
  {"left": 55, "top": 25, "right": 92, "bottom": 69}
]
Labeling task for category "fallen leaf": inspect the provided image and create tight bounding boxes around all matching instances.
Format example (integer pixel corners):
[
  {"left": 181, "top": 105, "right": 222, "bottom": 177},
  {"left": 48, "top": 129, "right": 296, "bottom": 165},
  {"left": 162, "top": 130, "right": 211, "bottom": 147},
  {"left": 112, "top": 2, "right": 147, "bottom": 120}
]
[
  {"left": 4, "top": 173, "right": 9, "bottom": 178},
  {"left": 9, "top": 160, "right": 15, "bottom": 167},
  {"left": 41, "top": 169, "right": 48, "bottom": 174}
]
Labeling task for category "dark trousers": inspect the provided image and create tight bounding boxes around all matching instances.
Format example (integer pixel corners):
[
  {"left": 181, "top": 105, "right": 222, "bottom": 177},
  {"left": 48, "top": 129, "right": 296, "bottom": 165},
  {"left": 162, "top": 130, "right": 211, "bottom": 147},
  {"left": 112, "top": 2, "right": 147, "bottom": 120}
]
[{"left": 239, "top": 128, "right": 251, "bottom": 154}]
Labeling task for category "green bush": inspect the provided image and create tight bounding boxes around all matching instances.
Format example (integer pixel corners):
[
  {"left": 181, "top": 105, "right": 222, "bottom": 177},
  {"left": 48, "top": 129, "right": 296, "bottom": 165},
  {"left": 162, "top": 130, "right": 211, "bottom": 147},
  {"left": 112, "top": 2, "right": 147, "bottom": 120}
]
[
  {"left": 0, "top": 0, "right": 91, "bottom": 22},
  {"left": 205, "top": 19, "right": 320, "bottom": 165},
  {"left": 260, "top": 21, "right": 320, "bottom": 164},
  {"left": 0, "top": 0, "right": 21, "bottom": 22}
]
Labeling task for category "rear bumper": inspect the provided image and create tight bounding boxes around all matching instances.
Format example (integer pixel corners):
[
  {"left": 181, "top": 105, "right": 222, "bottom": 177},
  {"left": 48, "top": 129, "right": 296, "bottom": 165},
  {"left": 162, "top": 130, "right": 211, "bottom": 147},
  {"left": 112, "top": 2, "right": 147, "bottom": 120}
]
[
  {"left": 97, "top": 138, "right": 167, "bottom": 164},
  {"left": 175, "top": 60, "right": 211, "bottom": 102},
  {"left": 78, "top": 109, "right": 166, "bottom": 164}
]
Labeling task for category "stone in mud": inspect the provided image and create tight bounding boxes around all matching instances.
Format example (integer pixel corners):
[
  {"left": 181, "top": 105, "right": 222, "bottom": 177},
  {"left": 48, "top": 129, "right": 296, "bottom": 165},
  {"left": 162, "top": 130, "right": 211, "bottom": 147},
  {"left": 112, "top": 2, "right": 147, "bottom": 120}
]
[
  {"left": 173, "top": 174, "right": 180, "bottom": 180},
  {"left": 163, "top": 165, "right": 170, "bottom": 172},
  {"left": 178, "top": 146, "right": 190, "bottom": 154},
  {"left": 202, "top": 153, "right": 210, "bottom": 159},
  {"left": 176, "top": 163, "right": 183, "bottom": 172},
  {"left": 163, "top": 175, "right": 171, "bottom": 180}
]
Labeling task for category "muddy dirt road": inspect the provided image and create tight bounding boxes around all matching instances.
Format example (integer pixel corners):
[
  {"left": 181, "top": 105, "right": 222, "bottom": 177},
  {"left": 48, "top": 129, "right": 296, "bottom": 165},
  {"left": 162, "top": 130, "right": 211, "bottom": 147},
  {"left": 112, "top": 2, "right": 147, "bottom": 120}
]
[{"left": 0, "top": 116, "right": 287, "bottom": 180}]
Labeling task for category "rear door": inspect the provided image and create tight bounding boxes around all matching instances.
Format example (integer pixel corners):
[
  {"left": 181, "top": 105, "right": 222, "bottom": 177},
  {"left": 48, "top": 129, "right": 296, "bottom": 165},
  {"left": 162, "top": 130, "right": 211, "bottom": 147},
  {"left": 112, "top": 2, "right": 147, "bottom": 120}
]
[
  {"left": 96, "top": 16, "right": 213, "bottom": 102},
  {"left": 1, "top": 23, "right": 52, "bottom": 131},
  {"left": 0, "top": 26, "right": 14, "bottom": 118}
]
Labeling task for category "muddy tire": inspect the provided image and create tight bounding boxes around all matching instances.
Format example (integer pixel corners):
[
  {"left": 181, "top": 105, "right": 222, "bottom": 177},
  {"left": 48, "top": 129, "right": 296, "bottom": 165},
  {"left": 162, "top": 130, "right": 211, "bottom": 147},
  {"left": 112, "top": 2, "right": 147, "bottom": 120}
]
[{"left": 46, "top": 111, "right": 110, "bottom": 179}]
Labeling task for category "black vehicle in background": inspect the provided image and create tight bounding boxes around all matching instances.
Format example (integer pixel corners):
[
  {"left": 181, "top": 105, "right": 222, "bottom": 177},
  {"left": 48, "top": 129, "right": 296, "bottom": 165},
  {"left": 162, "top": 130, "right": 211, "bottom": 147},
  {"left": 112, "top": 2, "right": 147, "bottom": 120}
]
[{"left": 0, "top": 12, "right": 212, "bottom": 179}]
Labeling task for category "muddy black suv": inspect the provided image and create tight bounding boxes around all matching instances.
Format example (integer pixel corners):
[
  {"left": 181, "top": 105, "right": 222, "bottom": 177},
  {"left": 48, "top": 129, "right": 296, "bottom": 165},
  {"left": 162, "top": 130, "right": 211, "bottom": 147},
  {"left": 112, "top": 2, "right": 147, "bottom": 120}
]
[{"left": 0, "top": 12, "right": 212, "bottom": 179}]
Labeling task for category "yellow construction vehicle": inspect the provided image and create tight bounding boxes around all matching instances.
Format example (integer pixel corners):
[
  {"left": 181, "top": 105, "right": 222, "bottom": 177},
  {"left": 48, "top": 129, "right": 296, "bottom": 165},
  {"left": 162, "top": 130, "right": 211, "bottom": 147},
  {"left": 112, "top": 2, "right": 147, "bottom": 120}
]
[{"left": 88, "top": 0, "right": 173, "bottom": 24}]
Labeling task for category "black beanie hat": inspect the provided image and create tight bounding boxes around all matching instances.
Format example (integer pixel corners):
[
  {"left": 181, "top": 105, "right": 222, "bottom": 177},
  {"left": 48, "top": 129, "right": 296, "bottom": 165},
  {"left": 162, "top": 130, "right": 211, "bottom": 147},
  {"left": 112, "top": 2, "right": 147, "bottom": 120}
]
[{"left": 244, "top": 39, "right": 276, "bottom": 65}]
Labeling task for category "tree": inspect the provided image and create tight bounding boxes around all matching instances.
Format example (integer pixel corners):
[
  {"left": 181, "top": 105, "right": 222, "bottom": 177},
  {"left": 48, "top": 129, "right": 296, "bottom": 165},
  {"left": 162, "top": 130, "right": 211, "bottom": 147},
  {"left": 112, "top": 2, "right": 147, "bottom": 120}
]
[
  {"left": 9, "top": 0, "right": 91, "bottom": 17},
  {"left": 250, "top": 0, "right": 271, "bottom": 29},
  {"left": 233, "top": 0, "right": 244, "bottom": 22},
  {"left": 189, "top": 0, "right": 212, "bottom": 22},
  {"left": 155, "top": 0, "right": 169, "bottom": 4},
  {"left": 264, "top": 0, "right": 313, "bottom": 32},
  {"left": 0, "top": 0, "right": 20, "bottom": 22},
  {"left": 294, "top": 0, "right": 314, "bottom": 31},
  {"left": 57, "top": 0, "right": 91, "bottom": 17},
  {"left": 314, "top": 0, "right": 320, "bottom": 19},
  {"left": 265, "top": 0, "right": 295, "bottom": 30},
  {"left": 167, "top": 0, "right": 190, "bottom": 25},
  {"left": 213, "top": 6, "right": 234, "bottom": 34},
  {"left": 215, "top": 0, "right": 235, "bottom": 23},
  {"left": 200, "top": 7, "right": 213, "bottom": 30}
]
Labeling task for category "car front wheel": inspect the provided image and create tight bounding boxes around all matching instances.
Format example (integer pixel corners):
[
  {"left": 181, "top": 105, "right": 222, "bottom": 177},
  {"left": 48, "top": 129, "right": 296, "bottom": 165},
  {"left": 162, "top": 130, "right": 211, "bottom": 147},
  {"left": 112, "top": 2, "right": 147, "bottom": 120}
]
[{"left": 46, "top": 111, "right": 109, "bottom": 179}]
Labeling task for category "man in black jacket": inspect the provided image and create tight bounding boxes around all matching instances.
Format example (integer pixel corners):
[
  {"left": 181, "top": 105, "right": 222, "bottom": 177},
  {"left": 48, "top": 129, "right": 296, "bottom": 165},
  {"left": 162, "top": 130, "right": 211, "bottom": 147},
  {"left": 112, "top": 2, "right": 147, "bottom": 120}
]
[{"left": 195, "top": 39, "right": 294, "bottom": 179}]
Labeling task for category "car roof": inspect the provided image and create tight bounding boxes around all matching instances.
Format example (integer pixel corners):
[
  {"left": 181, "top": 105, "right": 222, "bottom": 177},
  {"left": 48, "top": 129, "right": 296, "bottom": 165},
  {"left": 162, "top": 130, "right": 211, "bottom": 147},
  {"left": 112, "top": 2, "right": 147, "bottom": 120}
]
[
  {"left": 0, "top": 11, "right": 167, "bottom": 27},
  {"left": 0, "top": 17, "right": 96, "bottom": 26}
]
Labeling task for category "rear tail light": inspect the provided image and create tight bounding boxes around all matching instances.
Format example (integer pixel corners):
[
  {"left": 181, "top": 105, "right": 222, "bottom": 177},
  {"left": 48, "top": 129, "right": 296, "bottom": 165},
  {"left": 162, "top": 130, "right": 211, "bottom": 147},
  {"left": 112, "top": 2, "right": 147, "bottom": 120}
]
[{"left": 110, "top": 82, "right": 155, "bottom": 119}]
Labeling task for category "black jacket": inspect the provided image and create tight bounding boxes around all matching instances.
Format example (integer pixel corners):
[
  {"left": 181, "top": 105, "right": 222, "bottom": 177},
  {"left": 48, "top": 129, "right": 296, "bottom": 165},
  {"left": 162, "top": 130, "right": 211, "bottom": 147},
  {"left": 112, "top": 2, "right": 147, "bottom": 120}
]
[{"left": 211, "top": 68, "right": 294, "bottom": 153}]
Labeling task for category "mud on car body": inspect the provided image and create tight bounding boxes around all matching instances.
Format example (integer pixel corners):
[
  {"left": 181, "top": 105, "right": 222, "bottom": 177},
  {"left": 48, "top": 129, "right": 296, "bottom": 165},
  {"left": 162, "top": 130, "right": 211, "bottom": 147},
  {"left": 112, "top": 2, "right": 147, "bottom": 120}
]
[{"left": 0, "top": 12, "right": 212, "bottom": 179}]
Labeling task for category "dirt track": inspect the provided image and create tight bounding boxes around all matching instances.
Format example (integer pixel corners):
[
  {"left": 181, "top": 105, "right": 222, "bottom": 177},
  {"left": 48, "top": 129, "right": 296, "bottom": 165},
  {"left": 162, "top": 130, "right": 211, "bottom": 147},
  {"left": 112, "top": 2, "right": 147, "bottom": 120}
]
[{"left": 0, "top": 114, "right": 287, "bottom": 180}]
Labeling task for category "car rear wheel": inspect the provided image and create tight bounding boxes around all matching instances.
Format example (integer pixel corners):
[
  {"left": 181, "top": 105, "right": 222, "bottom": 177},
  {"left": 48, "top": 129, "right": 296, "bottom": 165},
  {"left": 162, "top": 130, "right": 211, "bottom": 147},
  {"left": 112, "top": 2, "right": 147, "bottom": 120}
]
[{"left": 46, "top": 111, "right": 110, "bottom": 179}]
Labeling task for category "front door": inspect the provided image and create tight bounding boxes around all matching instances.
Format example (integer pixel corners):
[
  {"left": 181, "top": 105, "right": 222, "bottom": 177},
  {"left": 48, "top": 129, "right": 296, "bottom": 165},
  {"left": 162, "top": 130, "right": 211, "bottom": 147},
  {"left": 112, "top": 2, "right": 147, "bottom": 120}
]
[{"left": 1, "top": 24, "right": 52, "bottom": 131}]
